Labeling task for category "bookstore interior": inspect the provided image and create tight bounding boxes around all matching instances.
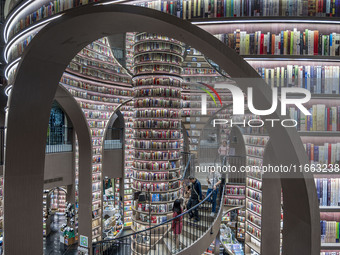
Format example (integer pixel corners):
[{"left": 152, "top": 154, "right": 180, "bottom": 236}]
[{"left": 1, "top": 0, "right": 340, "bottom": 254}]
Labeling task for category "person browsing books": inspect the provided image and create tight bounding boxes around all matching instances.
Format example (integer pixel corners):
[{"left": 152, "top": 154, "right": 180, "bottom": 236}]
[
  {"left": 206, "top": 169, "right": 222, "bottom": 217},
  {"left": 187, "top": 176, "right": 202, "bottom": 222},
  {"left": 171, "top": 199, "right": 183, "bottom": 253},
  {"left": 218, "top": 140, "right": 229, "bottom": 166}
]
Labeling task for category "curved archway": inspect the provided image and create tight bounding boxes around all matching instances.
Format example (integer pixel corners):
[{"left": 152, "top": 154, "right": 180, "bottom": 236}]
[
  {"left": 54, "top": 85, "right": 93, "bottom": 243},
  {"left": 5, "top": 4, "right": 319, "bottom": 254}
]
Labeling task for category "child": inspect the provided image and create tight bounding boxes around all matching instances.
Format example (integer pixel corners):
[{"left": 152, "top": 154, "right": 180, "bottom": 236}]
[{"left": 172, "top": 199, "right": 183, "bottom": 253}]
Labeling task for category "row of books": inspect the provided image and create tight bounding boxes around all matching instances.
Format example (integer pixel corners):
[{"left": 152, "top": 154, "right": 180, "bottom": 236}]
[
  {"left": 133, "top": 120, "right": 181, "bottom": 129},
  {"left": 133, "top": 161, "right": 180, "bottom": 171},
  {"left": 133, "top": 130, "right": 182, "bottom": 139},
  {"left": 182, "top": 68, "right": 217, "bottom": 75},
  {"left": 247, "top": 212, "right": 261, "bottom": 227},
  {"left": 215, "top": 29, "right": 340, "bottom": 56},
  {"left": 304, "top": 142, "right": 340, "bottom": 165},
  {"left": 135, "top": 33, "right": 181, "bottom": 43},
  {"left": 135, "top": 109, "right": 181, "bottom": 118},
  {"left": 67, "top": 88, "right": 125, "bottom": 103},
  {"left": 134, "top": 65, "right": 182, "bottom": 75},
  {"left": 248, "top": 171, "right": 262, "bottom": 180},
  {"left": 92, "top": 155, "right": 101, "bottom": 163},
  {"left": 243, "top": 127, "right": 267, "bottom": 135},
  {"left": 134, "top": 151, "right": 181, "bottom": 160},
  {"left": 11, "top": 0, "right": 98, "bottom": 39},
  {"left": 132, "top": 180, "right": 180, "bottom": 191},
  {"left": 87, "top": 42, "right": 112, "bottom": 58},
  {"left": 134, "top": 77, "right": 181, "bottom": 87},
  {"left": 135, "top": 98, "right": 182, "bottom": 108},
  {"left": 134, "top": 42, "right": 182, "bottom": 55},
  {"left": 132, "top": 171, "right": 180, "bottom": 181},
  {"left": 247, "top": 157, "right": 263, "bottom": 167},
  {"left": 244, "top": 135, "right": 269, "bottom": 146},
  {"left": 80, "top": 48, "right": 115, "bottom": 63},
  {"left": 225, "top": 198, "right": 246, "bottom": 206},
  {"left": 88, "top": 120, "right": 106, "bottom": 128},
  {"left": 135, "top": 88, "right": 181, "bottom": 98},
  {"left": 133, "top": 140, "right": 181, "bottom": 149},
  {"left": 247, "top": 188, "right": 262, "bottom": 202},
  {"left": 78, "top": 101, "right": 115, "bottom": 112},
  {"left": 246, "top": 224, "right": 261, "bottom": 239},
  {"left": 73, "top": 56, "right": 127, "bottom": 74},
  {"left": 84, "top": 110, "right": 111, "bottom": 120},
  {"left": 246, "top": 146, "right": 264, "bottom": 157},
  {"left": 321, "top": 220, "right": 340, "bottom": 243},
  {"left": 247, "top": 179, "right": 262, "bottom": 191},
  {"left": 288, "top": 105, "right": 340, "bottom": 131},
  {"left": 67, "top": 64, "right": 130, "bottom": 84},
  {"left": 255, "top": 65, "right": 340, "bottom": 94},
  {"left": 137, "top": 214, "right": 168, "bottom": 224},
  {"left": 134, "top": 53, "right": 182, "bottom": 64},
  {"left": 135, "top": 0, "right": 340, "bottom": 19},
  {"left": 247, "top": 201, "right": 262, "bottom": 215},
  {"left": 315, "top": 178, "right": 340, "bottom": 206},
  {"left": 226, "top": 186, "right": 246, "bottom": 195}
]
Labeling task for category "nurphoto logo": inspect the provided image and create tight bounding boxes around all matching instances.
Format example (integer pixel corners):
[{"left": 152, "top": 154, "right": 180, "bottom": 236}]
[{"left": 197, "top": 83, "right": 311, "bottom": 128}]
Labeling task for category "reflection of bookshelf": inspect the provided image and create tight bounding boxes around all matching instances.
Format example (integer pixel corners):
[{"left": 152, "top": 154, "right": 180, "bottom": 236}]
[
  {"left": 43, "top": 190, "right": 51, "bottom": 237},
  {"left": 244, "top": 130, "right": 269, "bottom": 255},
  {"left": 61, "top": 36, "right": 133, "bottom": 242}
]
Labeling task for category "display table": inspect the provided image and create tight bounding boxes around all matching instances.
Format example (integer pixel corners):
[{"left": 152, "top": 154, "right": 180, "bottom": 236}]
[{"left": 220, "top": 224, "right": 244, "bottom": 255}]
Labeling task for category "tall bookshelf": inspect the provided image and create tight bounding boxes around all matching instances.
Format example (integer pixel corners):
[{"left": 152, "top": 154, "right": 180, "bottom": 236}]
[{"left": 131, "top": 32, "right": 184, "bottom": 253}]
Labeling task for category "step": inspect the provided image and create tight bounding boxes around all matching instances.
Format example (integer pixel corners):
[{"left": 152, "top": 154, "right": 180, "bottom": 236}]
[
  {"left": 182, "top": 228, "right": 204, "bottom": 240},
  {"left": 147, "top": 243, "right": 170, "bottom": 255},
  {"left": 163, "top": 237, "right": 181, "bottom": 253}
]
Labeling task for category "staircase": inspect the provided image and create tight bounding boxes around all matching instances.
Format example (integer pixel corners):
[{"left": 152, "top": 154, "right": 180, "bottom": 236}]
[{"left": 92, "top": 155, "right": 225, "bottom": 255}]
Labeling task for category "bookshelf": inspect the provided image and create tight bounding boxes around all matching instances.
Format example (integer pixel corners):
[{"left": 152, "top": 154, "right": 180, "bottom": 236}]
[
  {"left": 131, "top": 32, "right": 183, "bottom": 252},
  {"left": 50, "top": 188, "right": 66, "bottom": 215}
]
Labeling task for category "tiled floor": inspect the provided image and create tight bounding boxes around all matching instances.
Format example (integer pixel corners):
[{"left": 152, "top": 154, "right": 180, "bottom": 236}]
[{"left": 43, "top": 214, "right": 77, "bottom": 255}]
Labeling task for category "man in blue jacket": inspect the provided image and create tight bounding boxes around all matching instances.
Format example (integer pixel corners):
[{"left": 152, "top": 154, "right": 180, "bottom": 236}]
[{"left": 187, "top": 176, "right": 202, "bottom": 222}]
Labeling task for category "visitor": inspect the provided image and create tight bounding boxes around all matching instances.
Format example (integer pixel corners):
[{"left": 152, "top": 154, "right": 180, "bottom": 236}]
[
  {"left": 187, "top": 176, "right": 202, "bottom": 222},
  {"left": 218, "top": 140, "right": 229, "bottom": 166},
  {"left": 206, "top": 169, "right": 222, "bottom": 217},
  {"left": 172, "top": 199, "right": 183, "bottom": 253},
  {"left": 182, "top": 185, "right": 191, "bottom": 210}
]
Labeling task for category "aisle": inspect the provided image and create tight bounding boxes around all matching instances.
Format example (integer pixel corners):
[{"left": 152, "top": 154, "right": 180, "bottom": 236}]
[{"left": 43, "top": 214, "right": 77, "bottom": 255}]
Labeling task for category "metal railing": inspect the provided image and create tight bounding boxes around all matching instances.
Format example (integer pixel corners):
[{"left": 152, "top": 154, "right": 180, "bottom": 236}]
[
  {"left": 0, "top": 127, "right": 4, "bottom": 165},
  {"left": 93, "top": 185, "right": 224, "bottom": 255},
  {"left": 104, "top": 128, "right": 123, "bottom": 150},
  {"left": 46, "top": 126, "right": 73, "bottom": 154}
]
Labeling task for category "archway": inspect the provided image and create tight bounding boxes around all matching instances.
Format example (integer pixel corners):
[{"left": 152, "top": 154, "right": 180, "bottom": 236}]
[{"left": 5, "top": 4, "right": 319, "bottom": 255}]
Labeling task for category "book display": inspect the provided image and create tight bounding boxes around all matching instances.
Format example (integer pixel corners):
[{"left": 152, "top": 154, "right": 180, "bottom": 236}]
[
  {"left": 131, "top": 32, "right": 183, "bottom": 253},
  {"left": 220, "top": 223, "right": 245, "bottom": 255}
]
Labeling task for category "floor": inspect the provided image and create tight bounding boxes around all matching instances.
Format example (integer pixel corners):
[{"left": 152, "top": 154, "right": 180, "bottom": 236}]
[{"left": 43, "top": 214, "right": 78, "bottom": 255}]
